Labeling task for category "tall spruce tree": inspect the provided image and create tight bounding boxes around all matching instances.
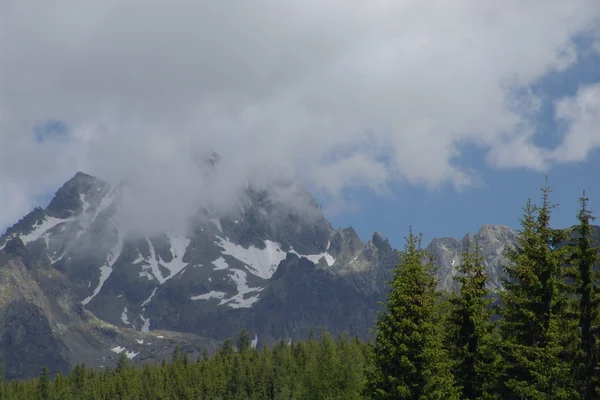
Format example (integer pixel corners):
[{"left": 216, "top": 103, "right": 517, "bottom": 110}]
[
  {"left": 365, "top": 227, "right": 459, "bottom": 400},
  {"left": 499, "top": 181, "right": 575, "bottom": 399},
  {"left": 571, "top": 191, "right": 600, "bottom": 399},
  {"left": 447, "top": 239, "right": 500, "bottom": 399}
]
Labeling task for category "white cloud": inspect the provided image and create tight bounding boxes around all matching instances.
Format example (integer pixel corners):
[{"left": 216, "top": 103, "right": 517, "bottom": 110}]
[
  {"left": 1, "top": 0, "right": 599, "bottom": 230},
  {"left": 552, "top": 83, "right": 600, "bottom": 163}
]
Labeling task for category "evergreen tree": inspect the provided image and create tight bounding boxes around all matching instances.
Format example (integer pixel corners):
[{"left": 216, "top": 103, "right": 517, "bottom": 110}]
[
  {"left": 38, "top": 367, "right": 50, "bottom": 400},
  {"left": 448, "top": 239, "right": 500, "bottom": 399},
  {"left": 570, "top": 191, "right": 600, "bottom": 399},
  {"left": 237, "top": 329, "right": 252, "bottom": 354},
  {"left": 499, "top": 181, "right": 575, "bottom": 399},
  {"left": 365, "top": 227, "right": 459, "bottom": 399},
  {"left": 115, "top": 351, "right": 129, "bottom": 374}
]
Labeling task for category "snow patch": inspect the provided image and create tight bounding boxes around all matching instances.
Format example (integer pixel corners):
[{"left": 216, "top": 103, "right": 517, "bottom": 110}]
[
  {"left": 141, "top": 287, "right": 157, "bottom": 307},
  {"left": 216, "top": 237, "right": 287, "bottom": 279},
  {"left": 110, "top": 346, "right": 139, "bottom": 359},
  {"left": 140, "top": 315, "right": 151, "bottom": 332},
  {"left": 290, "top": 250, "right": 336, "bottom": 267},
  {"left": 221, "top": 269, "right": 264, "bottom": 308},
  {"left": 251, "top": 334, "right": 258, "bottom": 349},
  {"left": 191, "top": 290, "right": 227, "bottom": 301},
  {"left": 348, "top": 255, "right": 359, "bottom": 265},
  {"left": 82, "top": 221, "right": 124, "bottom": 305},
  {"left": 162, "top": 232, "right": 190, "bottom": 277},
  {"left": 49, "top": 244, "right": 68, "bottom": 264},
  {"left": 20, "top": 217, "right": 70, "bottom": 245},
  {"left": 94, "top": 188, "right": 119, "bottom": 220},
  {"left": 139, "top": 234, "right": 190, "bottom": 283},
  {"left": 136, "top": 339, "right": 144, "bottom": 344},
  {"left": 121, "top": 307, "right": 130, "bottom": 324},
  {"left": 212, "top": 257, "right": 229, "bottom": 270}
]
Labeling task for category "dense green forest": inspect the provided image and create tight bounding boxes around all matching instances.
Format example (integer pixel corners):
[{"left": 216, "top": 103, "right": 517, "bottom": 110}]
[{"left": 1, "top": 182, "right": 599, "bottom": 399}]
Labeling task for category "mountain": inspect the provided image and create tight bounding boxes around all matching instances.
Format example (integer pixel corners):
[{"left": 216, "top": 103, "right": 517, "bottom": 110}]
[
  {"left": 428, "top": 224, "right": 519, "bottom": 291},
  {"left": 0, "top": 236, "right": 218, "bottom": 380},
  {"left": 0, "top": 170, "right": 527, "bottom": 378}
]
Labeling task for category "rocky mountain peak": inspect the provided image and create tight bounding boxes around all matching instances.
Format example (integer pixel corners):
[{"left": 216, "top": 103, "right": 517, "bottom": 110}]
[
  {"left": 428, "top": 224, "right": 518, "bottom": 291},
  {"left": 329, "top": 227, "right": 363, "bottom": 258},
  {"left": 46, "top": 172, "right": 111, "bottom": 219}
]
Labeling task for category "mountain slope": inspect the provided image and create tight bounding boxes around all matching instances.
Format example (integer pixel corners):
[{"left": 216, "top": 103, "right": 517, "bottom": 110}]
[
  {"left": 0, "top": 237, "right": 218, "bottom": 380},
  {"left": 0, "top": 170, "right": 538, "bottom": 378}
]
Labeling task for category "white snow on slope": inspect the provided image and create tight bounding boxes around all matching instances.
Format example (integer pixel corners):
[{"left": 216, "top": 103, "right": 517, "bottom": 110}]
[
  {"left": 141, "top": 239, "right": 164, "bottom": 283},
  {"left": 94, "top": 188, "right": 119, "bottom": 220},
  {"left": 216, "top": 237, "right": 287, "bottom": 279},
  {"left": 49, "top": 244, "right": 68, "bottom": 264},
  {"left": 111, "top": 346, "right": 139, "bottom": 359},
  {"left": 191, "top": 290, "right": 227, "bottom": 301},
  {"left": 141, "top": 287, "right": 157, "bottom": 307},
  {"left": 292, "top": 251, "right": 336, "bottom": 267},
  {"left": 139, "top": 235, "right": 190, "bottom": 284},
  {"left": 222, "top": 269, "right": 264, "bottom": 308},
  {"left": 212, "top": 257, "right": 229, "bottom": 270},
  {"left": 121, "top": 307, "right": 130, "bottom": 324},
  {"left": 216, "top": 236, "right": 335, "bottom": 279},
  {"left": 20, "top": 217, "right": 71, "bottom": 245},
  {"left": 191, "top": 270, "right": 263, "bottom": 308},
  {"left": 140, "top": 315, "right": 151, "bottom": 332},
  {"left": 82, "top": 221, "right": 124, "bottom": 305},
  {"left": 162, "top": 232, "right": 190, "bottom": 277}
]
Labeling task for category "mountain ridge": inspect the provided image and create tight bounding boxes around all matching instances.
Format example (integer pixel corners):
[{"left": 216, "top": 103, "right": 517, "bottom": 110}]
[{"left": 0, "top": 170, "right": 543, "bottom": 379}]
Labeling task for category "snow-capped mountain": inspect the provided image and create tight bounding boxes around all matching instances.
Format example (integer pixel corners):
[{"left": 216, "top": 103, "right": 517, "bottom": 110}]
[{"left": 0, "top": 169, "right": 526, "bottom": 378}]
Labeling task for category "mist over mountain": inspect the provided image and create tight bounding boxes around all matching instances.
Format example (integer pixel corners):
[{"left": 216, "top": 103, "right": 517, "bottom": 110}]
[{"left": 0, "top": 166, "right": 537, "bottom": 379}]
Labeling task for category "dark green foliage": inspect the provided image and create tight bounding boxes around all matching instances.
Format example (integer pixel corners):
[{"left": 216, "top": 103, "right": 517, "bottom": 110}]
[
  {"left": 366, "top": 227, "right": 459, "bottom": 399},
  {"left": 569, "top": 192, "right": 600, "bottom": 399},
  {"left": 0, "top": 331, "right": 369, "bottom": 399},
  {"left": 447, "top": 240, "right": 501, "bottom": 399},
  {"left": 499, "top": 181, "right": 576, "bottom": 399}
]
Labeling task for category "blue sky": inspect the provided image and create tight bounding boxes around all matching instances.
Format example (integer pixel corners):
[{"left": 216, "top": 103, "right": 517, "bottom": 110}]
[{"left": 324, "top": 39, "right": 600, "bottom": 247}]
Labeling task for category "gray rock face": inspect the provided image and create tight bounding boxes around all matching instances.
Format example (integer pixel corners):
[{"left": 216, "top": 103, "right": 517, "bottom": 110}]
[
  {"left": 0, "top": 249, "right": 218, "bottom": 380},
  {"left": 428, "top": 224, "right": 518, "bottom": 291},
  {"left": 0, "top": 170, "right": 534, "bottom": 379}
]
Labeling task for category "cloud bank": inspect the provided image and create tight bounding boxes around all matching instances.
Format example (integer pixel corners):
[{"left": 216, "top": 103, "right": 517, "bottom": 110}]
[{"left": 1, "top": 0, "right": 600, "bottom": 230}]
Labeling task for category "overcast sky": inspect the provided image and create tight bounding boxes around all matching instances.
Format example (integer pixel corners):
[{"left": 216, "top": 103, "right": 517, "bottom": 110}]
[{"left": 2, "top": 1, "right": 600, "bottom": 245}]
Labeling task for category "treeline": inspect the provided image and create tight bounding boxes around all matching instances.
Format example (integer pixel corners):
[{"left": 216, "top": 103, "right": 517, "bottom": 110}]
[
  {"left": 1, "top": 182, "right": 600, "bottom": 399},
  {"left": 0, "top": 331, "right": 370, "bottom": 399}
]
